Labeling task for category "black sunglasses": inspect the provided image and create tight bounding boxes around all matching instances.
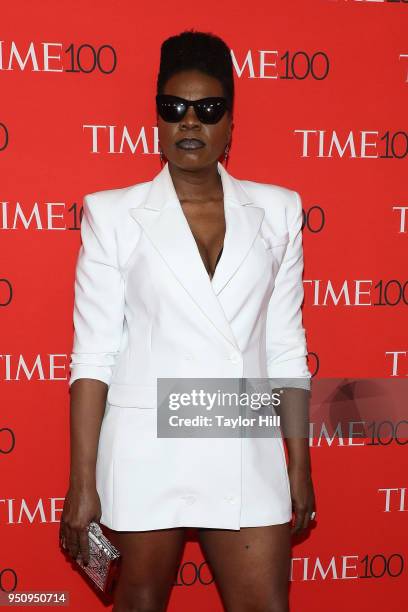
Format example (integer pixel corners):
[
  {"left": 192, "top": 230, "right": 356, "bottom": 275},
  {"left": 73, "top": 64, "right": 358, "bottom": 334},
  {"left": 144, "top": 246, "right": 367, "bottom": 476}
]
[{"left": 156, "top": 94, "right": 229, "bottom": 124}]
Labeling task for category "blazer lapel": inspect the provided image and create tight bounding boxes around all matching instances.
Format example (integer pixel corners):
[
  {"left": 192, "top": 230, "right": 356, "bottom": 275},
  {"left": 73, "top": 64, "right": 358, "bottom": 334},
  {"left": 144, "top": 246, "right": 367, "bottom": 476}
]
[
  {"left": 128, "top": 162, "right": 264, "bottom": 351},
  {"left": 210, "top": 198, "right": 265, "bottom": 296}
]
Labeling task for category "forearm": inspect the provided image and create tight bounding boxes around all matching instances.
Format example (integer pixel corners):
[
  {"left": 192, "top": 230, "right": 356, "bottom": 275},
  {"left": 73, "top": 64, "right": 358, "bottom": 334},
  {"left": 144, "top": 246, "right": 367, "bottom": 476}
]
[
  {"left": 273, "top": 386, "right": 311, "bottom": 471},
  {"left": 69, "top": 379, "right": 108, "bottom": 487}
]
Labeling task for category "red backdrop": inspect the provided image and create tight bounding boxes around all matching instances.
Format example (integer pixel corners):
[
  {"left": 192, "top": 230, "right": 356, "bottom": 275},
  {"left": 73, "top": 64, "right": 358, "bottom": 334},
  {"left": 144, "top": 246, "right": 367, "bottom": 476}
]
[{"left": 1, "top": 1, "right": 407, "bottom": 610}]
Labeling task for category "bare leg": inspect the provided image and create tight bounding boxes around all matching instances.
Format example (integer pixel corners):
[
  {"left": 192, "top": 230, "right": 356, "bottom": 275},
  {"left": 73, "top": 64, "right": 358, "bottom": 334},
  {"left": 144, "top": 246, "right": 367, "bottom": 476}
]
[
  {"left": 105, "top": 526, "right": 187, "bottom": 612},
  {"left": 197, "top": 522, "right": 291, "bottom": 612}
]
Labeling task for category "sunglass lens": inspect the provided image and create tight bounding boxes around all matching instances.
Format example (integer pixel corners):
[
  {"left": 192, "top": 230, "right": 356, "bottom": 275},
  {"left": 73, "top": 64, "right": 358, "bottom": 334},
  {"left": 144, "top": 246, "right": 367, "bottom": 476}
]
[
  {"left": 157, "top": 97, "right": 187, "bottom": 122},
  {"left": 196, "top": 99, "right": 227, "bottom": 124}
]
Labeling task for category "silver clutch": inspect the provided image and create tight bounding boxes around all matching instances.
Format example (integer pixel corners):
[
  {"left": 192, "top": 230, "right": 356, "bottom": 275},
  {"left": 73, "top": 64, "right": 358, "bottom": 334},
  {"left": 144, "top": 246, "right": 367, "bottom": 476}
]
[{"left": 75, "top": 521, "right": 121, "bottom": 594}]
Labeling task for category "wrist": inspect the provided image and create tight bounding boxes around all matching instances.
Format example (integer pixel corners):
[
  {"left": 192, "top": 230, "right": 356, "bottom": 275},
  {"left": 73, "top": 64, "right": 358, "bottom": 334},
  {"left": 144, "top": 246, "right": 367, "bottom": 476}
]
[
  {"left": 69, "top": 470, "right": 96, "bottom": 489},
  {"left": 288, "top": 459, "right": 311, "bottom": 475}
]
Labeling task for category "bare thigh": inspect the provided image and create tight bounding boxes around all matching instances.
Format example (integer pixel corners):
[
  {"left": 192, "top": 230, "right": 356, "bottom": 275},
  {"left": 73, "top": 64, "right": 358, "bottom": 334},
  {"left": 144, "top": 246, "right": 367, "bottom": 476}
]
[
  {"left": 105, "top": 526, "right": 187, "bottom": 612},
  {"left": 197, "top": 522, "right": 291, "bottom": 612}
]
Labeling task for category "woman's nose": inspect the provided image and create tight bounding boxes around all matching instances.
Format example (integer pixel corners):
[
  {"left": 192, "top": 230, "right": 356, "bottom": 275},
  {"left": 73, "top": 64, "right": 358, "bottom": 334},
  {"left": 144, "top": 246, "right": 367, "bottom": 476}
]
[{"left": 180, "top": 105, "right": 201, "bottom": 128}]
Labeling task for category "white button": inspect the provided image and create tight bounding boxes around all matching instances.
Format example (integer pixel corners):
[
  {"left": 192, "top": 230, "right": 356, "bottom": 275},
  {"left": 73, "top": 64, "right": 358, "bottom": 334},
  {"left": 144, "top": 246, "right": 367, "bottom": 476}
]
[
  {"left": 224, "top": 496, "right": 236, "bottom": 504},
  {"left": 184, "top": 354, "right": 193, "bottom": 360},
  {"left": 229, "top": 352, "right": 240, "bottom": 364},
  {"left": 181, "top": 495, "right": 196, "bottom": 505}
]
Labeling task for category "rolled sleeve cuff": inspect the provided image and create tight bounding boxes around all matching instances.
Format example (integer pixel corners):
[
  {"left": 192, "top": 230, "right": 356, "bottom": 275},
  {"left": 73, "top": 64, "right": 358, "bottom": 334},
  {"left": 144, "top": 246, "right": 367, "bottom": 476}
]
[
  {"left": 267, "top": 357, "right": 312, "bottom": 390},
  {"left": 68, "top": 352, "right": 118, "bottom": 387}
]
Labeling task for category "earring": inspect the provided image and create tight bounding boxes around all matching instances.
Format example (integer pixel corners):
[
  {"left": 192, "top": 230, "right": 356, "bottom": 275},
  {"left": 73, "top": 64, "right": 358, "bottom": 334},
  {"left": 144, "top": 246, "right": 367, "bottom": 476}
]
[
  {"left": 159, "top": 149, "right": 164, "bottom": 164},
  {"left": 224, "top": 143, "right": 230, "bottom": 162}
]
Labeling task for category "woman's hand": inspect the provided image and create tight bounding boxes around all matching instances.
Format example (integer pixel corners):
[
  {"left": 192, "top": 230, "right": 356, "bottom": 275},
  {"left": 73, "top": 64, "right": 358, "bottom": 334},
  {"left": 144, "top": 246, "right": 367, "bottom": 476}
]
[
  {"left": 287, "top": 464, "right": 316, "bottom": 535},
  {"left": 59, "top": 483, "right": 102, "bottom": 565}
]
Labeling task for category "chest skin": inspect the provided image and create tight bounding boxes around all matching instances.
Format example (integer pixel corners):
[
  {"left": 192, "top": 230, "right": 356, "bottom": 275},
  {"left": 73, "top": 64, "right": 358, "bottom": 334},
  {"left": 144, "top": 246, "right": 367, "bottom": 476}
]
[{"left": 180, "top": 198, "right": 226, "bottom": 279}]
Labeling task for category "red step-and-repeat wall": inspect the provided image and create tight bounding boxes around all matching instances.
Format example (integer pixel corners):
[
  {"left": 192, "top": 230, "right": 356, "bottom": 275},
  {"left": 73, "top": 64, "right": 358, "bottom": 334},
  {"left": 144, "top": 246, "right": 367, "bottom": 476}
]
[{"left": 1, "top": 1, "right": 407, "bottom": 610}]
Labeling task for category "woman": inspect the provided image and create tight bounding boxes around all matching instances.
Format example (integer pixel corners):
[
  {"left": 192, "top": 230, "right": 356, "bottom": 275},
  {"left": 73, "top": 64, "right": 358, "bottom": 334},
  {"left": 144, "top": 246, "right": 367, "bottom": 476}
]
[{"left": 60, "top": 30, "right": 316, "bottom": 612}]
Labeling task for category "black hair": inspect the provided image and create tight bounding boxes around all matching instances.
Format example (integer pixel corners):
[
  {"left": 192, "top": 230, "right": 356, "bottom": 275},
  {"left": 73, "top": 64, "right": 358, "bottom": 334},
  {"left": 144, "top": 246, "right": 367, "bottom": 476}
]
[{"left": 156, "top": 29, "right": 234, "bottom": 112}]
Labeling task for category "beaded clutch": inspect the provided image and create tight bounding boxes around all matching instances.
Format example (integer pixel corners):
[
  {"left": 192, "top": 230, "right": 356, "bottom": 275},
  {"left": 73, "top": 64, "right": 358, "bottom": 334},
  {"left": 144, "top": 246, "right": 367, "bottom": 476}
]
[{"left": 75, "top": 521, "right": 121, "bottom": 594}]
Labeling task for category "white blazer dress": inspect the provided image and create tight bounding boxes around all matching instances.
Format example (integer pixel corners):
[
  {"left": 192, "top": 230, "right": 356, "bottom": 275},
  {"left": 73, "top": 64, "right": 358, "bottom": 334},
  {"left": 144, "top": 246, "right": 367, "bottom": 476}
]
[{"left": 68, "top": 161, "right": 312, "bottom": 531}]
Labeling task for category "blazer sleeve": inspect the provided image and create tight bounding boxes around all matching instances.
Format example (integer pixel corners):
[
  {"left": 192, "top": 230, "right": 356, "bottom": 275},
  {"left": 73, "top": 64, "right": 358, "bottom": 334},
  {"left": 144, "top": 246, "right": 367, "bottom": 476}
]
[
  {"left": 68, "top": 194, "right": 125, "bottom": 388},
  {"left": 265, "top": 190, "right": 312, "bottom": 390}
]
